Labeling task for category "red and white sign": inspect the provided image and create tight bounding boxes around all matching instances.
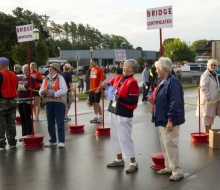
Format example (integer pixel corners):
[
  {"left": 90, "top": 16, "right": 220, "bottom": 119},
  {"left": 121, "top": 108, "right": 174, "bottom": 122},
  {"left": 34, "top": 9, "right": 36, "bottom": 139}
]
[
  {"left": 16, "top": 24, "right": 34, "bottom": 42},
  {"left": 146, "top": 5, "right": 173, "bottom": 30},
  {"left": 115, "top": 50, "right": 127, "bottom": 61}
]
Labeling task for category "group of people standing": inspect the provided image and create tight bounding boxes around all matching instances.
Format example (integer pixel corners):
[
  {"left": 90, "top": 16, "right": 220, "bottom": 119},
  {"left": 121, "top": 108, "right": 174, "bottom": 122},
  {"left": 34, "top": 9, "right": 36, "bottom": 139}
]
[
  {"left": 105, "top": 63, "right": 123, "bottom": 74},
  {"left": 103, "top": 57, "right": 185, "bottom": 180},
  {"left": 1, "top": 55, "right": 220, "bottom": 181},
  {"left": 0, "top": 57, "right": 75, "bottom": 149}
]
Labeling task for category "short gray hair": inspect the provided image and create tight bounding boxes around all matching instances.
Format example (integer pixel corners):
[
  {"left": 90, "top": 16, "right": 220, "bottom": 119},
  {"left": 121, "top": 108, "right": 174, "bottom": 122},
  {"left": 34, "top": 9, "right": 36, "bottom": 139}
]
[
  {"left": 22, "top": 64, "right": 28, "bottom": 70},
  {"left": 124, "top": 59, "right": 139, "bottom": 73},
  {"left": 155, "top": 57, "right": 172, "bottom": 73},
  {"left": 207, "top": 59, "right": 218, "bottom": 67}
]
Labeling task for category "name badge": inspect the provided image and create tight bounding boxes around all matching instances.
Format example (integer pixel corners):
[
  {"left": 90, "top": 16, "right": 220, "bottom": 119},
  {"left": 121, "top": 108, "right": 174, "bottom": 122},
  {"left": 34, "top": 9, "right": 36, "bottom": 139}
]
[{"left": 112, "top": 101, "right": 116, "bottom": 107}]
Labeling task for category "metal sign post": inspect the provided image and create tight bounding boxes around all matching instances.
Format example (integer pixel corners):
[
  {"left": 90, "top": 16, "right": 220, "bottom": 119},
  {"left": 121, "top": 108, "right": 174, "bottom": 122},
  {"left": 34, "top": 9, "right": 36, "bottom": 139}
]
[{"left": 16, "top": 24, "right": 44, "bottom": 148}]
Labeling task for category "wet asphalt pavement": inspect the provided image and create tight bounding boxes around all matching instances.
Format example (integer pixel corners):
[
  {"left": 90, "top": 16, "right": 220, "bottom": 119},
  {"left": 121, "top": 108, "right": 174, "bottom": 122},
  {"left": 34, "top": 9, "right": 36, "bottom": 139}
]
[{"left": 0, "top": 87, "right": 220, "bottom": 190}]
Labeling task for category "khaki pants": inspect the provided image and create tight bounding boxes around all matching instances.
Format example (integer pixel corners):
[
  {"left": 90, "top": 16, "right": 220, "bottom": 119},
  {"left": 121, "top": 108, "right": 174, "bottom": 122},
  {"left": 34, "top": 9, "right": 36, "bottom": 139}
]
[{"left": 158, "top": 126, "right": 183, "bottom": 175}]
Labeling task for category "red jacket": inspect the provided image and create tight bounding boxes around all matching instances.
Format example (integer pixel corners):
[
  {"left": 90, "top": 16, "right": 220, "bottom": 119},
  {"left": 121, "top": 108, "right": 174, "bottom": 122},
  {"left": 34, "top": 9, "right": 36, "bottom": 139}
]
[{"left": 112, "top": 75, "right": 138, "bottom": 110}]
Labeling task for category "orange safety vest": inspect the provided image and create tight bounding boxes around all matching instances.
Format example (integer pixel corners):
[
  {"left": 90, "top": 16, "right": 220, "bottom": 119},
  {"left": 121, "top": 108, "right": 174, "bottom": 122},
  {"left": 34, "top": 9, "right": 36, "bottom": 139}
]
[
  {"left": 0, "top": 70, "right": 18, "bottom": 98},
  {"left": 43, "top": 75, "right": 60, "bottom": 99},
  {"left": 112, "top": 75, "right": 138, "bottom": 110},
  {"left": 30, "top": 71, "right": 42, "bottom": 89}
]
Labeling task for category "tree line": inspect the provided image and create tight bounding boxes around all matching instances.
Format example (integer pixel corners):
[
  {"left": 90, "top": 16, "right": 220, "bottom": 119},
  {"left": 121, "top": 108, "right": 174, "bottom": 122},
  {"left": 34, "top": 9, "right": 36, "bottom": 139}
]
[
  {"left": 0, "top": 7, "right": 207, "bottom": 68},
  {"left": 0, "top": 7, "right": 133, "bottom": 67}
]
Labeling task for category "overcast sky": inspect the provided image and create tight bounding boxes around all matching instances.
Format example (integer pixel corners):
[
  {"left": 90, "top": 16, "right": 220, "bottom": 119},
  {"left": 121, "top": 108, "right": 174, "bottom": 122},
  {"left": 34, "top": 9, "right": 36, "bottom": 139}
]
[{"left": 3, "top": 0, "right": 220, "bottom": 51}]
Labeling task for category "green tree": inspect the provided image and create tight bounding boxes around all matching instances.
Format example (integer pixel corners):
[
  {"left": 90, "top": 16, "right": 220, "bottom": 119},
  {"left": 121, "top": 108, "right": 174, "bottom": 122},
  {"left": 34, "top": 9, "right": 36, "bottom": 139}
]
[
  {"left": 55, "top": 39, "right": 74, "bottom": 50},
  {"left": 136, "top": 57, "right": 146, "bottom": 72},
  {"left": 47, "top": 38, "right": 58, "bottom": 57},
  {"left": 2, "top": 6, "right": 135, "bottom": 66},
  {"left": 11, "top": 40, "right": 48, "bottom": 66},
  {"left": 111, "top": 35, "right": 133, "bottom": 49},
  {"left": 50, "top": 21, "right": 63, "bottom": 40},
  {"left": 163, "top": 38, "right": 176, "bottom": 45},
  {"left": 163, "top": 38, "right": 195, "bottom": 62},
  {"left": 190, "top": 39, "right": 206, "bottom": 51},
  {"left": 10, "top": 7, "right": 49, "bottom": 65},
  {"left": 62, "top": 22, "right": 69, "bottom": 40},
  {"left": 12, "top": 7, "right": 42, "bottom": 28},
  {"left": 0, "top": 13, "right": 18, "bottom": 60},
  {"left": 69, "top": 21, "right": 77, "bottom": 45},
  {"left": 102, "top": 34, "right": 133, "bottom": 49}
]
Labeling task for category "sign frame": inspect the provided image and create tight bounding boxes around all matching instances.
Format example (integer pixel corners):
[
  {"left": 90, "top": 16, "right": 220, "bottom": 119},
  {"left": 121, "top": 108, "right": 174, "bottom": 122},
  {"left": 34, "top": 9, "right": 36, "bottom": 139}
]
[
  {"left": 146, "top": 5, "right": 173, "bottom": 30},
  {"left": 115, "top": 50, "right": 127, "bottom": 62},
  {"left": 16, "top": 24, "right": 34, "bottom": 43}
]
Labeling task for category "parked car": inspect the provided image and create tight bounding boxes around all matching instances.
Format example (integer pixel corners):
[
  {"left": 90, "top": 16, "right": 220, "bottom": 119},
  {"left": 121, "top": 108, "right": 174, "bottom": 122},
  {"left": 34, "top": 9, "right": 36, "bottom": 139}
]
[
  {"left": 184, "top": 63, "right": 207, "bottom": 72},
  {"left": 38, "top": 65, "right": 49, "bottom": 76},
  {"left": 14, "top": 64, "right": 22, "bottom": 74},
  {"left": 16, "top": 74, "right": 24, "bottom": 80},
  {"left": 180, "top": 65, "right": 205, "bottom": 84}
]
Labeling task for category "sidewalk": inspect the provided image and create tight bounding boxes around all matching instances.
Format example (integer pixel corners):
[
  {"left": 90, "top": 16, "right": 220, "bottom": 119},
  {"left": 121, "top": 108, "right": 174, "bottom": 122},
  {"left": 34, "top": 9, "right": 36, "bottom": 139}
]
[{"left": 2, "top": 87, "right": 220, "bottom": 190}]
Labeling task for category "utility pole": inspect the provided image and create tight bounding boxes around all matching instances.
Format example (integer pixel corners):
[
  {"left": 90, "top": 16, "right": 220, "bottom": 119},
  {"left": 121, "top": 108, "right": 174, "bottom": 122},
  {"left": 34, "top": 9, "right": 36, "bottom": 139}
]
[{"left": 41, "top": 14, "right": 50, "bottom": 31}]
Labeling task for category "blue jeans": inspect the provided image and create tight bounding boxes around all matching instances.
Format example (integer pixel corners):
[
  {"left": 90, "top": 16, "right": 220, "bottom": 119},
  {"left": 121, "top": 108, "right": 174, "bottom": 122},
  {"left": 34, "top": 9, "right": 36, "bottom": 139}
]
[{"left": 46, "top": 102, "right": 65, "bottom": 143}]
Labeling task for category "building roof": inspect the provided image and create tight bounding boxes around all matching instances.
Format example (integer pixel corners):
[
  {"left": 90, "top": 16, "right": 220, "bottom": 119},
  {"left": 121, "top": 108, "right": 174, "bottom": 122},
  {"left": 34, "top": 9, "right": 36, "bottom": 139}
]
[
  {"left": 60, "top": 49, "right": 157, "bottom": 60},
  {"left": 196, "top": 40, "right": 220, "bottom": 51}
]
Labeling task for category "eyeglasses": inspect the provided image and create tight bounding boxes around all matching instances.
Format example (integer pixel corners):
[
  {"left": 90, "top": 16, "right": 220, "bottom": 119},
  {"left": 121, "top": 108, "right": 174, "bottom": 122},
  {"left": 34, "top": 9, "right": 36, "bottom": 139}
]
[
  {"left": 210, "top": 65, "right": 217, "bottom": 67},
  {"left": 48, "top": 68, "right": 55, "bottom": 71},
  {"left": 124, "top": 66, "right": 133, "bottom": 70}
]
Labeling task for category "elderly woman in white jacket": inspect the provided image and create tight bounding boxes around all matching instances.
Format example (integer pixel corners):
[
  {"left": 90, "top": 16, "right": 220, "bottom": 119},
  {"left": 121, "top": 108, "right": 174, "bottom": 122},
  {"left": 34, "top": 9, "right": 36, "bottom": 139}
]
[{"left": 196, "top": 59, "right": 220, "bottom": 133}]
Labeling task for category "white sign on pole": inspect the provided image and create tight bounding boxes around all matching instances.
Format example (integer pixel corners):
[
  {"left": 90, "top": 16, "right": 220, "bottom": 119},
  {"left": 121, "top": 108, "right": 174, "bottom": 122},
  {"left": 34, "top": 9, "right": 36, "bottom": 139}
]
[
  {"left": 75, "top": 55, "right": 80, "bottom": 62},
  {"left": 16, "top": 24, "right": 34, "bottom": 42},
  {"left": 146, "top": 5, "right": 173, "bottom": 30},
  {"left": 115, "top": 50, "right": 127, "bottom": 61}
]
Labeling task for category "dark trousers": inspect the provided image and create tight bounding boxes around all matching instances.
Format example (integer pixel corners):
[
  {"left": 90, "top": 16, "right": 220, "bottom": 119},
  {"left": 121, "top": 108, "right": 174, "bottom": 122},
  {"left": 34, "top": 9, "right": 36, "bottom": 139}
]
[
  {"left": 18, "top": 103, "right": 32, "bottom": 136},
  {"left": 150, "top": 76, "right": 157, "bottom": 89},
  {"left": 142, "top": 82, "right": 150, "bottom": 101},
  {"left": 85, "top": 78, "right": 90, "bottom": 92}
]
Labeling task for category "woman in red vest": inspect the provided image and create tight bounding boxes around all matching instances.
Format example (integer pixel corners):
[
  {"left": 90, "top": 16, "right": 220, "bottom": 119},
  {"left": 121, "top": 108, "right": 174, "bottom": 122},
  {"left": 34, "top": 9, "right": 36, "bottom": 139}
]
[
  {"left": 17, "top": 64, "right": 36, "bottom": 141},
  {"left": 103, "top": 59, "right": 140, "bottom": 173}
]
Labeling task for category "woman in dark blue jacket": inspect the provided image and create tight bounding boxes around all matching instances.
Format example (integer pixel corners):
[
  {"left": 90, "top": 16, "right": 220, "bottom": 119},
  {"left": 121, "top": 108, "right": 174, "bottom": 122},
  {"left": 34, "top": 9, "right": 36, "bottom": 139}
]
[{"left": 150, "top": 57, "right": 185, "bottom": 181}]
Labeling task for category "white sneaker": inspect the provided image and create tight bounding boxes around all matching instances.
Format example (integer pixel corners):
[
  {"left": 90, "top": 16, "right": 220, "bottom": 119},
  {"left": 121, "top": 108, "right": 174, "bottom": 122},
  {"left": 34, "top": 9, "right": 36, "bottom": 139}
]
[
  {"left": 97, "top": 117, "right": 103, "bottom": 124},
  {"left": 58, "top": 142, "right": 65, "bottom": 148},
  {"left": 0, "top": 147, "right": 6, "bottom": 150},
  {"left": 33, "top": 117, "right": 39, "bottom": 121},
  {"left": 9, "top": 145, "right": 16, "bottom": 148},
  {"left": 44, "top": 142, "right": 57, "bottom": 147}
]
